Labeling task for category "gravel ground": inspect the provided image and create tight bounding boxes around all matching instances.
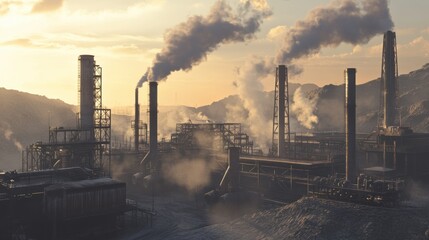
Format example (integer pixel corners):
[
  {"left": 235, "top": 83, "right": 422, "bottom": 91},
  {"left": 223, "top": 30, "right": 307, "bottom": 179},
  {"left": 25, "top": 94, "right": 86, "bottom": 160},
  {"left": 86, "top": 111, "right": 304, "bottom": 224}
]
[{"left": 115, "top": 192, "right": 429, "bottom": 240}]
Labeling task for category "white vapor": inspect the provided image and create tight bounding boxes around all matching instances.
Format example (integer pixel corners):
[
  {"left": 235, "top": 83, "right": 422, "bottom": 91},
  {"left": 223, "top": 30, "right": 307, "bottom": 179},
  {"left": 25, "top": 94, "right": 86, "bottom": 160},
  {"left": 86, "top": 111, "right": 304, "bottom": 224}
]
[{"left": 291, "top": 87, "right": 318, "bottom": 129}]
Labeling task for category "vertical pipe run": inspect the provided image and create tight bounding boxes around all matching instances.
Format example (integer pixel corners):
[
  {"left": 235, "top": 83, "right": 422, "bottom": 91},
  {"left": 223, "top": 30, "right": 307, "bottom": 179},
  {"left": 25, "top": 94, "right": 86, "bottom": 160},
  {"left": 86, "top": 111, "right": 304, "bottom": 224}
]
[
  {"left": 149, "top": 82, "right": 158, "bottom": 156},
  {"left": 135, "top": 88, "right": 140, "bottom": 152},
  {"left": 277, "top": 65, "right": 286, "bottom": 158},
  {"left": 228, "top": 147, "right": 240, "bottom": 192},
  {"left": 345, "top": 68, "right": 357, "bottom": 182}
]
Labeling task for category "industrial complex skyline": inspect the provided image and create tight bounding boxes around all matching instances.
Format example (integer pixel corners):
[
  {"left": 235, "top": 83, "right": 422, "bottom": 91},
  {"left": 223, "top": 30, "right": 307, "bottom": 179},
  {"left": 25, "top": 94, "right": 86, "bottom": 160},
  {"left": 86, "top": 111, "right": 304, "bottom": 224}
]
[{"left": 0, "top": 0, "right": 428, "bottom": 107}]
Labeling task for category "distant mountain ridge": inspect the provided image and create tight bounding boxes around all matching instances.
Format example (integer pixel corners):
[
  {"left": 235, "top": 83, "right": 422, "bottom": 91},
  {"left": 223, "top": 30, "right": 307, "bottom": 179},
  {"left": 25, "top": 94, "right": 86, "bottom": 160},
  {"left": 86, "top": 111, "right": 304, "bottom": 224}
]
[{"left": 1, "top": 63, "right": 428, "bottom": 170}]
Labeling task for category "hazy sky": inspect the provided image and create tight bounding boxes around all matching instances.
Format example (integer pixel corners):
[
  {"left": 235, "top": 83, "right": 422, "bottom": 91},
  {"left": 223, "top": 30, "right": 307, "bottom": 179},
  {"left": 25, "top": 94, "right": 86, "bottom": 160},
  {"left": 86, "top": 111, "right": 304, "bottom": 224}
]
[{"left": 0, "top": 0, "right": 428, "bottom": 108}]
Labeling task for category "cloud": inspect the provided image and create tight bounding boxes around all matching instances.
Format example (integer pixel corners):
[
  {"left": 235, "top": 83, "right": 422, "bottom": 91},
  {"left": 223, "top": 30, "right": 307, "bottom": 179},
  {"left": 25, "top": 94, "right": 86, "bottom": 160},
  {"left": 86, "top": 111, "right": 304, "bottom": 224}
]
[
  {"left": 1, "top": 38, "right": 34, "bottom": 47},
  {"left": 0, "top": 1, "right": 21, "bottom": 15},
  {"left": 267, "top": 25, "right": 288, "bottom": 41},
  {"left": 31, "top": 0, "right": 63, "bottom": 13},
  {"left": 399, "top": 36, "right": 429, "bottom": 56},
  {"left": 0, "top": 2, "right": 11, "bottom": 15}
]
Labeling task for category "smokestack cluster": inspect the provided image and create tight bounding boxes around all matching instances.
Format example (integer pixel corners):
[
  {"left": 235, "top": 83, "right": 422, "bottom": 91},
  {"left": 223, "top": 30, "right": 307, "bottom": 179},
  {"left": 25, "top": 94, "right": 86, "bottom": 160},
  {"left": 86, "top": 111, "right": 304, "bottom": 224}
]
[
  {"left": 231, "top": 0, "right": 393, "bottom": 148},
  {"left": 137, "top": 0, "right": 271, "bottom": 86},
  {"left": 345, "top": 68, "right": 357, "bottom": 182},
  {"left": 276, "top": 0, "right": 394, "bottom": 65}
]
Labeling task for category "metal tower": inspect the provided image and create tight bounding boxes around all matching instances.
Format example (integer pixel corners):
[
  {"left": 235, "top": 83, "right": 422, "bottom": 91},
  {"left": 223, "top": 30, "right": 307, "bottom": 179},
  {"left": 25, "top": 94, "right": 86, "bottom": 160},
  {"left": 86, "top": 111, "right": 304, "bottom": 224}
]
[
  {"left": 272, "top": 65, "right": 290, "bottom": 158},
  {"left": 378, "top": 31, "right": 399, "bottom": 129}
]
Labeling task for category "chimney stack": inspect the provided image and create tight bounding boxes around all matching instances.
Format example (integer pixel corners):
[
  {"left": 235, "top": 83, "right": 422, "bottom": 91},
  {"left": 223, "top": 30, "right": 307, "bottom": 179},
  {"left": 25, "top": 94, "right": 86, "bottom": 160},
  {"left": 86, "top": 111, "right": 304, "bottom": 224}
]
[
  {"left": 345, "top": 68, "right": 357, "bottom": 182},
  {"left": 134, "top": 88, "right": 140, "bottom": 152},
  {"left": 149, "top": 82, "right": 158, "bottom": 156},
  {"left": 277, "top": 65, "right": 287, "bottom": 158}
]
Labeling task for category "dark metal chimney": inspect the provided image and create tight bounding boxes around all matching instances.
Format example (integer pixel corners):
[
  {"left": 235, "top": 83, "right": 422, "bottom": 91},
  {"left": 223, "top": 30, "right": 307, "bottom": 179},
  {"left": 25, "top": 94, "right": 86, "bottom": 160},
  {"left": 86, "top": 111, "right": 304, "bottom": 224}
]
[
  {"left": 79, "top": 55, "right": 95, "bottom": 131},
  {"left": 228, "top": 147, "right": 240, "bottom": 192},
  {"left": 277, "top": 65, "right": 286, "bottom": 158},
  {"left": 134, "top": 88, "right": 140, "bottom": 152},
  {"left": 380, "top": 31, "right": 398, "bottom": 128},
  {"left": 149, "top": 82, "right": 158, "bottom": 155},
  {"left": 345, "top": 68, "right": 357, "bottom": 182}
]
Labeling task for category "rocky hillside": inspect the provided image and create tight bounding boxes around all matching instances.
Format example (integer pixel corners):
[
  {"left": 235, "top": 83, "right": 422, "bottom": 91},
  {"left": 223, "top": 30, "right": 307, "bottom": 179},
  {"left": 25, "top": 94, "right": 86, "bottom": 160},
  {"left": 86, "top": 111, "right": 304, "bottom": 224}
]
[
  {"left": 314, "top": 63, "right": 429, "bottom": 133},
  {"left": 0, "top": 88, "right": 76, "bottom": 170}
]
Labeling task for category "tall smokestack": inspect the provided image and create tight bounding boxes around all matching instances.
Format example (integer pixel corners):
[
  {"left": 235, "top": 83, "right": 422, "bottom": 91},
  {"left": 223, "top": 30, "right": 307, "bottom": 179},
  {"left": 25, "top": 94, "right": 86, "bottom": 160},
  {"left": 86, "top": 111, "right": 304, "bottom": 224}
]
[
  {"left": 345, "top": 68, "right": 356, "bottom": 182},
  {"left": 277, "top": 65, "right": 287, "bottom": 158},
  {"left": 135, "top": 88, "right": 140, "bottom": 152},
  {"left": 79, "top": 55, "right": 95, "bottom": 131},
  {"left": 380, "top": 30, "right": 398, "bottom": 128},
  {"left": 149, "top": 82, "right": 158, "bottom": 156}
]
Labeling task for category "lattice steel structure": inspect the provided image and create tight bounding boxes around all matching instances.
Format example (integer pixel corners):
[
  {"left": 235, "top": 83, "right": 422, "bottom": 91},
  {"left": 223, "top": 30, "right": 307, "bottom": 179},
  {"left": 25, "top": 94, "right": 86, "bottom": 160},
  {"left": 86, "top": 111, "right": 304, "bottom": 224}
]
[
  {"left": 170, "top": 123, "right": 253, "bottom": 154},
  {"left": 23, "top": 56, "right": 111, "bottom": 174},
  {"left": 378, "top": 31, "right": 399, "bottom": 129},
  {"left": 131, "top": 121, "right": 148, "bottom": 149},
  {"left": 272, "top": 65, "right": 290, "bottom": 157}
]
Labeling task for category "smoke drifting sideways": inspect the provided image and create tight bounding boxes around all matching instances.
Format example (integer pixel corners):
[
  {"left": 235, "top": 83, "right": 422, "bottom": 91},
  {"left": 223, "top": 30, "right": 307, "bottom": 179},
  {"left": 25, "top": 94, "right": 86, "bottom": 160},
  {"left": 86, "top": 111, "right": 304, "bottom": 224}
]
[
  {"left": 276, "top": 0, "right": 394, "bottom": 64},
  {"left": 136, "top": 0, "right": 272, "bottom": 87}
]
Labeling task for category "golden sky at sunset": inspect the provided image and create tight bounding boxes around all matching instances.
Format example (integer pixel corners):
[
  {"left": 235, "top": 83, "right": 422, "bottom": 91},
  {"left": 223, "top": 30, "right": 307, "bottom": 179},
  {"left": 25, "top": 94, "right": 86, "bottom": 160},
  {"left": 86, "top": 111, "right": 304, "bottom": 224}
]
[{"left": 0, "top": 0, "right": 428, "bottom": 108}]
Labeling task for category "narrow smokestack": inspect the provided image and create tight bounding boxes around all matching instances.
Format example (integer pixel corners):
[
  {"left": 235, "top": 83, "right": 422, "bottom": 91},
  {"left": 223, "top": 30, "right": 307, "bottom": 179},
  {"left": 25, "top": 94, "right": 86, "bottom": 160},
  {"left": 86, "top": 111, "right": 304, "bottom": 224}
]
[
  {"left": 228, "top": 147, "right": 240, "bottom": 192},
  {"left": 345, "top": 68, "right": 356, "bottom": 182},
  {"left": 149, "top": 82, "right": 158, "bottom": 155},
  {"left": 277, "top": 65, "right": 287, "bottom": 158},
  {"left": 79, "top": 55, "right": 95, "bottom": 131},
  {"left": 381, "top": 30, "right": 398, "bottom": 128},
  {"left": 135, "top": 88, "right": 140, "bottom": 152}
]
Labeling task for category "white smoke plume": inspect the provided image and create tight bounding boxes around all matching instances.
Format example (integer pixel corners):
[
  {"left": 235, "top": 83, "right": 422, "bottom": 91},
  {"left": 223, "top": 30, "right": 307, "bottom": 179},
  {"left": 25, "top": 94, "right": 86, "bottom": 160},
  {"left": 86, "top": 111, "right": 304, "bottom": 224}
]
[
  {"left": 233, "top": 57, "right": 273, "bottom": 152},
  {"left": 137, "top": 0, "right": 272, "bottom": 87},
  {"left": 0, "top": 124, "right": 24, "bottom": 151},
  {"left": 276, "top": 0, "right": 394, "bottom": 64},
  {"left": 291, "top": 87, "right": 318, "bottom": 129}
]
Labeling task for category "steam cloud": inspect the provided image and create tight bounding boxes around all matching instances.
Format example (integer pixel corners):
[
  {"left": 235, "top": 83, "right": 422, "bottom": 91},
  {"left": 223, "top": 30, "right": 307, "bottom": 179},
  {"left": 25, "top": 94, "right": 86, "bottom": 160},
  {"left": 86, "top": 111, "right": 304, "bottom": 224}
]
[
  {"left": 276, "top": 0, "right": 394, "bottom": 64},
  {"left": 159, "top": 107, "right": 210, "bottom": 139},
  {"left": 137, "top": 0, "right": 271, "bottom": 87},
  {"left": 162, "top": 158, "right": 216, "bottom": 192},
  {"left": 231, "top": 57, "right": 273, "bottom": 152},
  {"left": 291, "top": 87, "right": 318, "bottom": 129}
]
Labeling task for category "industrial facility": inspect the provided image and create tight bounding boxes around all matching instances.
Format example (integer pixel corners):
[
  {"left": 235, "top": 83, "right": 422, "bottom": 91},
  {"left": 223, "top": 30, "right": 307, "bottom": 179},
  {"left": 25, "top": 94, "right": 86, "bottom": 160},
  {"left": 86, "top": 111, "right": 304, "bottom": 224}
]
[{"left": 1, "top": 29, "right": 429, "bottom": 239}]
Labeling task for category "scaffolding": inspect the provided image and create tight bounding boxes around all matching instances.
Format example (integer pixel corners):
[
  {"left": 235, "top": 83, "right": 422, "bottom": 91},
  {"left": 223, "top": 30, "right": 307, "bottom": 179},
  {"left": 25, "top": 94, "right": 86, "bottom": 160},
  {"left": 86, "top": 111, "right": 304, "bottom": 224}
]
[
  {"left": 131, "top": 121, "right": 148, "bottom": 149},
  {"left": 22, "top": 57, "right": 111, "bottom": 175},
  {"left": 378, "top": 31, "right": 399, "bottom": 129},
  {"left": 170, "top": 123, "right": 253, "bottom": 154}
]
